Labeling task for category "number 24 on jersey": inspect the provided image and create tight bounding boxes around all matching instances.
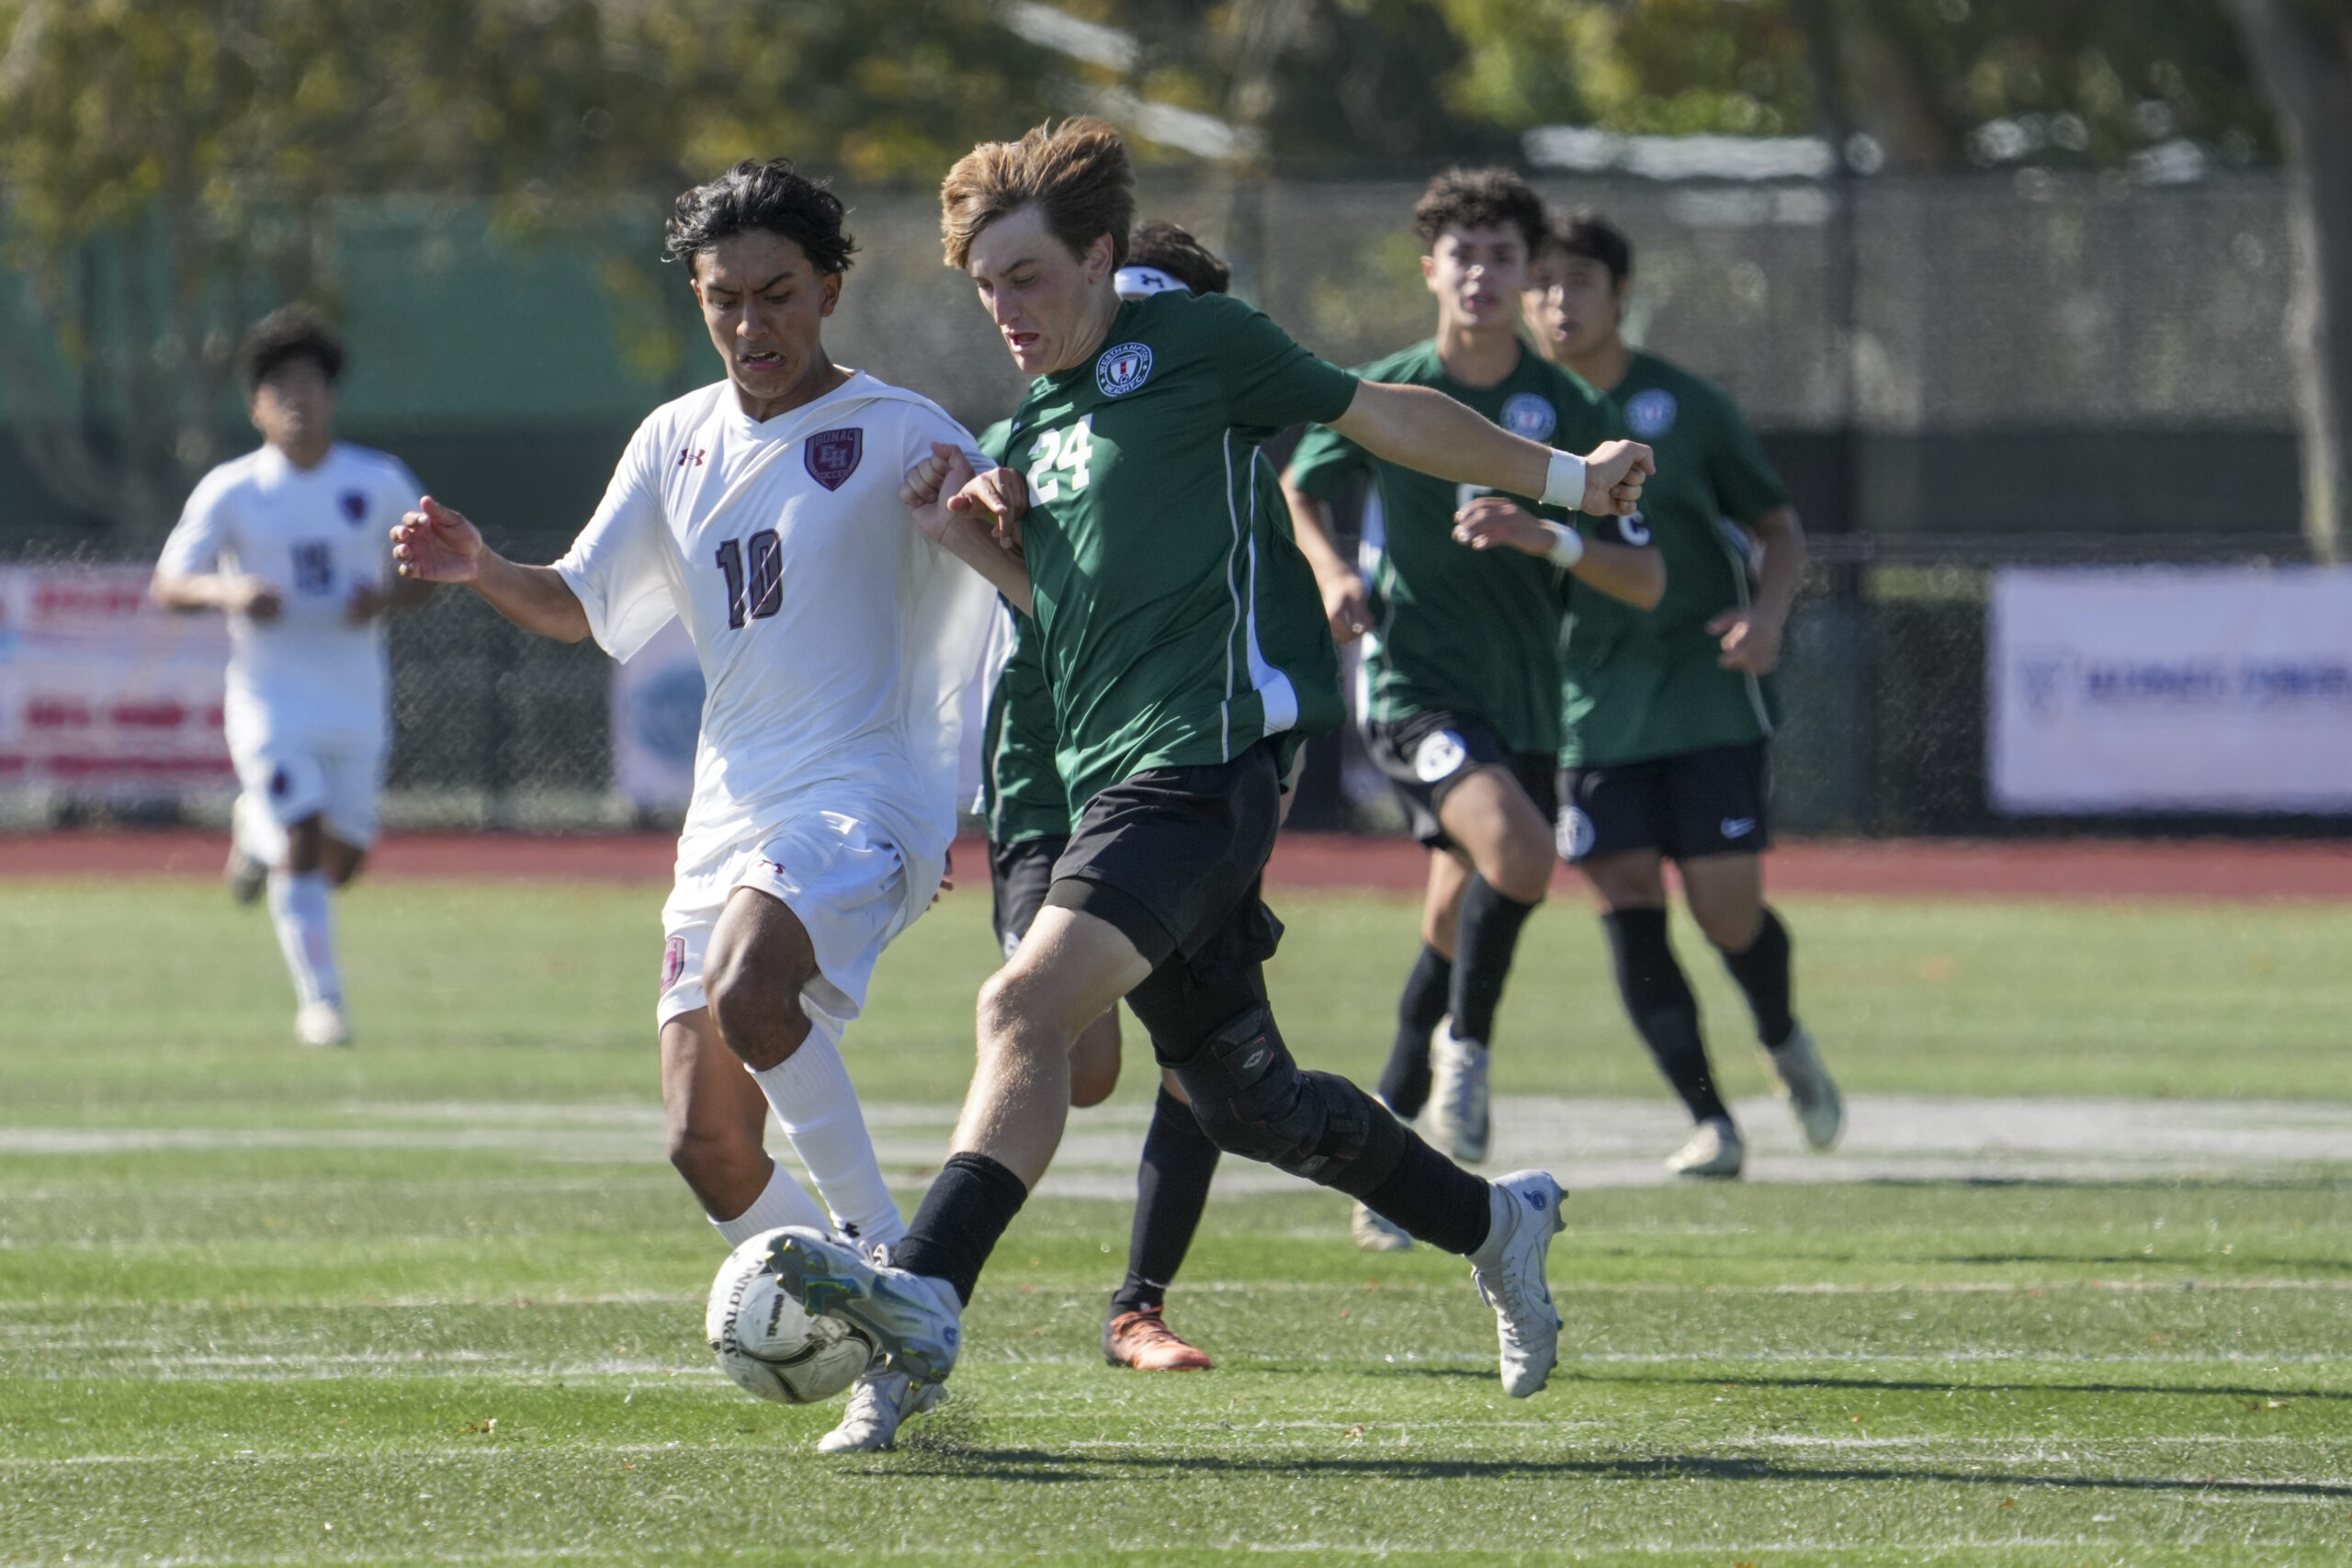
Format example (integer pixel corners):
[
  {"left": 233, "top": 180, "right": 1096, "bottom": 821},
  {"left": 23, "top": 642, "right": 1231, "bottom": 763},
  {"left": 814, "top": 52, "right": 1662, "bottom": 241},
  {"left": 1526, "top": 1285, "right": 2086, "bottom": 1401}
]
[{"left": 1029, "top": 415, "right": 1096, "bottom": 502}]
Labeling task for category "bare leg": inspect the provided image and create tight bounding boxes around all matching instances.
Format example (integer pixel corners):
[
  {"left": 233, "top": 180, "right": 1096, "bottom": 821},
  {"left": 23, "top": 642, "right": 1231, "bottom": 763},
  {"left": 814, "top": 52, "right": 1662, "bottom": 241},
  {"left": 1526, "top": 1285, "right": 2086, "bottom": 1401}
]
[{"left": 661, "top": 1007, "right": 780, "bottom": 1221}]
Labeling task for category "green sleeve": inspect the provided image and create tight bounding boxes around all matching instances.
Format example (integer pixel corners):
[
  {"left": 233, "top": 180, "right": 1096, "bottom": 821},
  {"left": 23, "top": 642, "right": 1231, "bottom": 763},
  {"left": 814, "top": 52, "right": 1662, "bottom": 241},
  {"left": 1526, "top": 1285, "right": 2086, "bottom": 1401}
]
[
  {"left": 1702, "top": 388, "right": 1791, "bottom": 525},
  {"left": 976, "top": 419, "right": 1014, "bottom": 465},
  {"left": 1283, "top": 422, "right": 1368, "bottom": 502},
  {"left": 1197, "top": 292, "right": 1360, "bottom": 430}
]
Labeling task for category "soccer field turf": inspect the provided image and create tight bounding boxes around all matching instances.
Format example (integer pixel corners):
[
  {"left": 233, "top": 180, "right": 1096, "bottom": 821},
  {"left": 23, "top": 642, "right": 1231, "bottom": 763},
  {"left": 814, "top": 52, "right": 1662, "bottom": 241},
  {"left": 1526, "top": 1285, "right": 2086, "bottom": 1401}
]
[{"left": 3, "top": 877, "right": 2348, "bottom": 1564}]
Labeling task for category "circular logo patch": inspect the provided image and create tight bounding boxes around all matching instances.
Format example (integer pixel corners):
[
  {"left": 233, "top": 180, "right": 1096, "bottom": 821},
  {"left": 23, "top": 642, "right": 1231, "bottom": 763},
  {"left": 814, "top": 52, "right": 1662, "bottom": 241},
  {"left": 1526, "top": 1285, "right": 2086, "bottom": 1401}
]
[
  {"left": 1095, "top": 342, "right": 1154, "bottom": 397},
  {"left": 1412, "top": 729, "right": 1468, "bottom": 784},
  {"left": 1499, "top": 391, "right": 1557, "bottom": 442},
  {"left": 1555, "top": 806, "right": 1597, "bottom": 863},
  {"left": 1624, "top": 388, "right": 1679, "bottom": 439}
]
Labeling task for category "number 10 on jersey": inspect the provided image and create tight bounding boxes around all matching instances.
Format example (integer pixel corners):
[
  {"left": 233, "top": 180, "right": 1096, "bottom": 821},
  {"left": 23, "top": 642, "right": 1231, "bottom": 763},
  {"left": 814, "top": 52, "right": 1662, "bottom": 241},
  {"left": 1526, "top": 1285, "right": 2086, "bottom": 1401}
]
[{"left": 715, "top": 530, "right": 781, "bottom": 629}]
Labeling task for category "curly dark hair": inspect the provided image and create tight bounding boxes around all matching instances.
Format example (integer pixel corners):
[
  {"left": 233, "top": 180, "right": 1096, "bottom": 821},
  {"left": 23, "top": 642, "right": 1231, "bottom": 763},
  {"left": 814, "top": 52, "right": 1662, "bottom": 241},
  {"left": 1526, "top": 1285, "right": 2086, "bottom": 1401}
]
[
  {"left": 1542, "top": 209, "right": 1635, "bottom": 287},
  {"left": 1126, "top": 220, "right": 1229, "bottom": 295},
  {"left": 237, "top": 307, "right": 344, "bottom": 393},
  {"left": 1410, "top": 167, "right": 1546, "bottom": 254},
  {"left": 663, "top": 159, "right": 856, "bottom": 275}
]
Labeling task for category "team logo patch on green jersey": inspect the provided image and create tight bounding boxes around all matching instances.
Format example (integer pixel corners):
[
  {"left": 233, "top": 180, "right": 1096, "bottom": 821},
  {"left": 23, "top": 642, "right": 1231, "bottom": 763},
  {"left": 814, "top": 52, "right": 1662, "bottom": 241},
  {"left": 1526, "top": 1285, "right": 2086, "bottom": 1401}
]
[
  {"left": 1413, "top": 729, "right": 1468, "bottom": 783},
  {"left": 1625, "top": 389, "right": 1679, "bottom": 438},
  {"left": 1096, "top": 342, "right": 1154, "bottom": 396},
  {"left": 1500, "top": 391, "right": 1556, "bottom": 442}
]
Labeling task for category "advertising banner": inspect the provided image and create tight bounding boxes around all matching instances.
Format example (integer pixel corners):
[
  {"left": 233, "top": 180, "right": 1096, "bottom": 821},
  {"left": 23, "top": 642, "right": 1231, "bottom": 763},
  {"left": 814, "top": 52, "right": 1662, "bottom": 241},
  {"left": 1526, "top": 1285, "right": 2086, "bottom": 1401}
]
[
  {"left": 0, "top": 566, "right": 233, "bottom": 799},
  {"left": 609, "top": 616, "right": 702, "bottom": 813},
  {"left": 1989, "top": 567, "right": 2352, "bottom": 813}
]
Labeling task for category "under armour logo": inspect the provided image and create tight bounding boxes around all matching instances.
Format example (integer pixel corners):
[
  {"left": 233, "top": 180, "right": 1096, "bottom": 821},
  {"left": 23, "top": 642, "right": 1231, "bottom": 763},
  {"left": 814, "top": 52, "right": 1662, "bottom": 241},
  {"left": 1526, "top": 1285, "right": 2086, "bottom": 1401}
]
[{"left": 676, "top": 447, "right": 706, "bottom": 468}]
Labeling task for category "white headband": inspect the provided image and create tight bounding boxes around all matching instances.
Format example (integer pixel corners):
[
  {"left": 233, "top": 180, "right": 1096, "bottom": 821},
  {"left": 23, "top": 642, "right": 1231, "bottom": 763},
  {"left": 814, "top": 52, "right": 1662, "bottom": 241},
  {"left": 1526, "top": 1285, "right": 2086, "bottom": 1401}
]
[{"left": 1114, "top": 265, "right": 1188, "bottom": 299}]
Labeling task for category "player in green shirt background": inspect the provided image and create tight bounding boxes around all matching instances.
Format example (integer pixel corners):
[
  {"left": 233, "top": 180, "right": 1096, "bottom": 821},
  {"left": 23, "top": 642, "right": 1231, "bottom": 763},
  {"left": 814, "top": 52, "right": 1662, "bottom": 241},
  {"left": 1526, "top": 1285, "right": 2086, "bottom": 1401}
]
[
  {"left": 1520, "top": 209, "right": 1843, "bottom": 1179},
  {"left": 1282, "top": 168, "right": 1662, "bottom": 1248},
  {"left": 765, "top": 118, "right": 1656, "bottom": 1409}
]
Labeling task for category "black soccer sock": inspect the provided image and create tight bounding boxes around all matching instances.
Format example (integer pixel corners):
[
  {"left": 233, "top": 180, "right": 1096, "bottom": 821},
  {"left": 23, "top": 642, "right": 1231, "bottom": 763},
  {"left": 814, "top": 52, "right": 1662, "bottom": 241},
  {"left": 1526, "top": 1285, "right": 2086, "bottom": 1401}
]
[
  {"left": 891, "top": 1152, "right": 1028, "bottom": 1306},
  {"left": 1376, "top": 944, "right": 1453, "bottom": 1117},
  {"left": 1359, "top": 1131, "right": 1497, "bottom": 1258},
  {"left": 1717, "top": 907, "right": 1796, "bottom": 1049},
  {"left": 1603, "top": 908, "right": 1728, "bottom": 1124},
  {"left": 1111, "top": 1086, "right": 1223, "bottom": 1315},
  {"left": 1449, "top": 875, "right": 1540, "bottom": 1045}
]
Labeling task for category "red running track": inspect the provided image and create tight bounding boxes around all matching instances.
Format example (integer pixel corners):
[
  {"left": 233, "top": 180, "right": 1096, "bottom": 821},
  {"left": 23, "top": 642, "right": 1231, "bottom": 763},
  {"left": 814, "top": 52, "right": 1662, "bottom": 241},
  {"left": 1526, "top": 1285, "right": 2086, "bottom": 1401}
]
[{"left": 6, "top": 829, "right": 2352, "bottom": 901}]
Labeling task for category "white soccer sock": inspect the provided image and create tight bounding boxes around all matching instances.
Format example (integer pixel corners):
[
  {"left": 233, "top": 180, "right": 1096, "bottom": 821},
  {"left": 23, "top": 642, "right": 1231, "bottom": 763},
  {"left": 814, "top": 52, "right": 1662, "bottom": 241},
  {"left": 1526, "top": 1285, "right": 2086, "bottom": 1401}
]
[
  {"left": 750, "top": 1007, "right": 905, "bottom": 1250},
  {"left": 232, "top": 792, "right": 288, "bottom": 867},
  {"left": 709, "top": 1161, "right": 831, "bottom": 1249},
  {"left": 265, "top": 869, "right": 340, "bottom": 1007}
]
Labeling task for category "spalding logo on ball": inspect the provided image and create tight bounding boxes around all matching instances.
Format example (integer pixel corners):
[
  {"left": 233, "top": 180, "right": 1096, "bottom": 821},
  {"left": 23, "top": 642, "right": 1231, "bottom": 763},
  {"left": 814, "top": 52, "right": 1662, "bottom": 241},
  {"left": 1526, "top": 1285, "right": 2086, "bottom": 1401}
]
[{"left": 706, "top": 1229, "right": 876, "bottom": 1405}]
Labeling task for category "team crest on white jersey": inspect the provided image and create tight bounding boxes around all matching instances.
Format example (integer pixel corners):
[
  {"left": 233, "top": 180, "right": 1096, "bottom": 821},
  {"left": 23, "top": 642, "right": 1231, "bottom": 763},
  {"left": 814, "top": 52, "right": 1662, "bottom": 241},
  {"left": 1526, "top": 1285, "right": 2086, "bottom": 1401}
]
[
  {"left": 1499, "top": 392, "right": 1556, "bottom": 442},
  {"left": 1413, "top": 729, "right": 1468, "bottom": 784},
  {"left": 1096, "top": 342, "right": 1154, "bottom": 397},
  {"left": 1625, "top": 389, "right": 1679, "bottom": 438},
  {"left": 804, "top": 426, "right": 864, "bottom": 491}
]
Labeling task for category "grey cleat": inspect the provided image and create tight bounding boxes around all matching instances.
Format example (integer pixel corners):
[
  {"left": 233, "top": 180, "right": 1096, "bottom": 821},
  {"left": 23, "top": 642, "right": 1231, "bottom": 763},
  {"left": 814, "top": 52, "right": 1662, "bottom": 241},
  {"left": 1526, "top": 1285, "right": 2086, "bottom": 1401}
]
[
  {"left": 765, "top": 1228, "right": 963, "bottom": 1385},
  {"left": 817, "top": 1363, "right": 943, "bottom": 1454},
  {"left": 1665, "top": 1115, "right": 1744, "bottom": 1179},
  {"left": 225, "top": 846, "right": 268, "bottom": 906},
  {"left": 1760, "top": 1024, "right": 1843, "bottom": 1150},
  {"left": 1471, "top": 1169, "right": 1566, "bottom": 1398},
  {"left": 1351, "top": 1201, "right": 1414, "bottom": 1252},
  {"left": 1428, "top": 1019, "right": 1491, "bottom": 1163}
]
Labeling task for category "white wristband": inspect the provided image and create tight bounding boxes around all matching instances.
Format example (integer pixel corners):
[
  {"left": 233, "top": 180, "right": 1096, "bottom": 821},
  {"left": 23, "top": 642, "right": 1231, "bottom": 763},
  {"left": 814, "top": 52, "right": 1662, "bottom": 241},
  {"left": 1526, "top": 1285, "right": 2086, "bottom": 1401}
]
[
  {"left": 1542, "top": 521, "right": 1586, "bottom": 570},
  {"left": 1538, "top": 448, "right": 1588, "bottom": 510}
]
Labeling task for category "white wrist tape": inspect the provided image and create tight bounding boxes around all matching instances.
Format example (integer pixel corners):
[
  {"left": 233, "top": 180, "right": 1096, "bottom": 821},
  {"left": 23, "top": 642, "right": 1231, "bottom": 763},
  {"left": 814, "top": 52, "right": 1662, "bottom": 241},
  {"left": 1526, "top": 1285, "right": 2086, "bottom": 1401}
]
[
  {"left": 1542, "top": 521, "right": 1586, "bottom": 570},
  {"left": 1538, "top": 449, "right": 1588, "bottom": 510}
]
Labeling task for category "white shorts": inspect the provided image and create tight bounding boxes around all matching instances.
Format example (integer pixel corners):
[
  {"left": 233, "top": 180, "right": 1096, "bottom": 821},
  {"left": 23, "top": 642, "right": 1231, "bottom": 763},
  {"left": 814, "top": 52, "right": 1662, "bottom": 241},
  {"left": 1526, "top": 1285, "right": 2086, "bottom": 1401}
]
[
  {"left": 656, "top": 811, "right": 910, "bottom": 1029},
  {"left": 230, "top": 729, "right": 386, "bottom": 851}
]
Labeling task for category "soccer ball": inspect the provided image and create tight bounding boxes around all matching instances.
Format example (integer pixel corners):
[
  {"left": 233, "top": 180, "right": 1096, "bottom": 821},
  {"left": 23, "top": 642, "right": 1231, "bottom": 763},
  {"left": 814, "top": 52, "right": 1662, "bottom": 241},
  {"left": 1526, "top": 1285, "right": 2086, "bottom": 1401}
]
[{"left": 706, "top": 1229, "right": 875, "bottom": 1405}]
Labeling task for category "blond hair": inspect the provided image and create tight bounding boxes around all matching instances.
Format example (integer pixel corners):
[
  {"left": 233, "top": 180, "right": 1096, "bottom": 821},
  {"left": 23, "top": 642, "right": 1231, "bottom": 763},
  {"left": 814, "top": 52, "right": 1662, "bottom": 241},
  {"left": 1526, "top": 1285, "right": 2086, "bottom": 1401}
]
[{"left": 940, "top": 117, "right": 1135, "bottom": 271}]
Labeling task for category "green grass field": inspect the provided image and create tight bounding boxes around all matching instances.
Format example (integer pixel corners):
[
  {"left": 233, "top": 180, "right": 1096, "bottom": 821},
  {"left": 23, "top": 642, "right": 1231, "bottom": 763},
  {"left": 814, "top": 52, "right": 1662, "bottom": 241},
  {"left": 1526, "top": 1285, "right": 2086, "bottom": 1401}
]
[{"left": 3, "top": 877, "right": 2349, "bottom": 1565}]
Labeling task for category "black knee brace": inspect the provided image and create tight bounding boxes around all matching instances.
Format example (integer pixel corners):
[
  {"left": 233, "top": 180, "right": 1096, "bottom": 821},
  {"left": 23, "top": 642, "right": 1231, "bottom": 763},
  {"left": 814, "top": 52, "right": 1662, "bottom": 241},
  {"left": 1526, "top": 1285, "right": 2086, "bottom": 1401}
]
[{"left": 1169, "top": 1003, "right": 1404, "bottom": 1197}]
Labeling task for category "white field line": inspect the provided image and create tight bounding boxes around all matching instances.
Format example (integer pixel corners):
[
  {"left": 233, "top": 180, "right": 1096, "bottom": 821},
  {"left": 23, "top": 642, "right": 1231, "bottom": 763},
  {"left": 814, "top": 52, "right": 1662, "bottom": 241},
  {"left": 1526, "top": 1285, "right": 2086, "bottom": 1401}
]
[{"left": 8, "top": 1095, "right": 2352, "bottom": 1190}]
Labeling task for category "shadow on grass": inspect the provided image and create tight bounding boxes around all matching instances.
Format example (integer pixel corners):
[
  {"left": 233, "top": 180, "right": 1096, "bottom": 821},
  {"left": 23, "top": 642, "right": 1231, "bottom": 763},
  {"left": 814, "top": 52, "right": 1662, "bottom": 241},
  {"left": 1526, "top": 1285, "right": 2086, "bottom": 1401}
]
[
  {"left": 1640, "top": 1371, "right": 2352, "bottom": 1404},
  {"left": 870, "top": 1445, "right": 2352, "bottom": 1500}
]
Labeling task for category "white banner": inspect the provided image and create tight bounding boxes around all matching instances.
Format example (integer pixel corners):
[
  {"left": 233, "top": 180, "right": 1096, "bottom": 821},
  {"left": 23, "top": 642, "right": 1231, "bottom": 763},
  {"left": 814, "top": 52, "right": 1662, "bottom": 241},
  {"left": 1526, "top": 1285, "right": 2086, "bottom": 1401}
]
[
  {"left": 0, "top": 566, "right": 234, "bottom": 799},
  {"left": 1989, "top": 566, "right": 2352, "bottom": 813},
  {"left": 608, "top": 616, "right": 702, "bottom": 812}
]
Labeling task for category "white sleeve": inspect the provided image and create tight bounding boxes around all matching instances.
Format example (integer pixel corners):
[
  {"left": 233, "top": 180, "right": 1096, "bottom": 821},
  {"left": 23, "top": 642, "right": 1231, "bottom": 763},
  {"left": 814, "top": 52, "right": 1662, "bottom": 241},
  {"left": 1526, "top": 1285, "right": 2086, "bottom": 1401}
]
[
  {"left": 903, "top": 405, "right": 994, "bottom": 484},
  {"left": 554, "top": 422, "right": 680, "bottom": 662},
  {"left": 153, "top": 471, "right": 234, "bottom": 578}
]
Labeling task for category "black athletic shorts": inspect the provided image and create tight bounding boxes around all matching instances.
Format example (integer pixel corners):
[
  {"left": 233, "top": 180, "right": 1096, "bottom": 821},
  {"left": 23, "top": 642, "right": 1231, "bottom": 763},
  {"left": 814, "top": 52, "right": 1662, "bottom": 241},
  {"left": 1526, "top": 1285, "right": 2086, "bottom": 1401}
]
[
  {"left": 1044, "top": 739, "right": 1284, "bottom": 983},
  {"left": 1363, "top": 708, "right": 1560, "bottom": 852},
  {"left": 989, "top": 834, "right": 1067, "bottom": 961},
  {"left": 1555, "top": 741, "right": 1771, "bottom": 864}
]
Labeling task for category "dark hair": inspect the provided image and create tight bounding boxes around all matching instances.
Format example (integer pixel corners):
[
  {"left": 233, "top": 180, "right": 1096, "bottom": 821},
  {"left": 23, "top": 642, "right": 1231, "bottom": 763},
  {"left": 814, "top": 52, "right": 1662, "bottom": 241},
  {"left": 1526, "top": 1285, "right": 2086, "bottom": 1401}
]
[
  {"left": 663, "top": 159, "right": 856, "bottom": 275},
  {"left": 238, "top": 307, "right": 343, "bottom": 393},
  {"left": 1542, "top": 209, "right": 1634, "bottom": 288},
  {"left": 1411, "top": 167, "right": 1546, "bottom": 254},
  {"left": 941, "top": 117, "right": 1134, "bottom": 271},
  {"left": 1126, "top": 220, "right": 1229, "bottom": 295}
]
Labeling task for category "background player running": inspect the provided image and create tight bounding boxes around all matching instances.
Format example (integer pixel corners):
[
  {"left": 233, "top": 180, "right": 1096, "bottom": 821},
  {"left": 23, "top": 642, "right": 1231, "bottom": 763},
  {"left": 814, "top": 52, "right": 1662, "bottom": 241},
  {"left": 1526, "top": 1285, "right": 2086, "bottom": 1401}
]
[
  {"left": 1281, "top": 170, "right": 1661, "bottom": 1252},
  {"left": 1521, "top": 209, "right": 1842, "bottom": 1179},
  {"left": 763, "top": 118, "right": 1654, "bottom": 1410},
  {"left": 151, "top": 309, "right": 429, "bottom": 1048},
  {"left": 978, "top": 219, "right": 1291, "bottom": 1372},
  {"left": 390, "top": 160, "right": 1015, "bottom": 1451}
]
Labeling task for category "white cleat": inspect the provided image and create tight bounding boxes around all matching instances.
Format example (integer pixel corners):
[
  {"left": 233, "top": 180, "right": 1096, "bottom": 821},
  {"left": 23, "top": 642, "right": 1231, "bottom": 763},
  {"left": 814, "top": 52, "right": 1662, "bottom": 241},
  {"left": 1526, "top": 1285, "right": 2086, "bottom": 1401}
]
[
  {"left": 1428, "top": 1019, "right": 1491, "bottom": 1163},
  {"left": 295, "top": 999, "right": 351, "bottom": 1048},
  {"left": 1760, "top": 1024, "right": 1843, "bottom": 1151},
  {"left": 1470, "top": 1168, "right": 1566, "bottom": 1398},
  {"left": 1665, "top": 1115, "right": 1744, "bottom": 1179},
  {"left": 1351, "top": 1201, "right": 1414, "bottom": 1252},
  {"left": 817, "top": 1363, "right": 943, "bottom": 1454},
  {"left": 765, "top": 1228, "right": 963, "bottom": 1385}
]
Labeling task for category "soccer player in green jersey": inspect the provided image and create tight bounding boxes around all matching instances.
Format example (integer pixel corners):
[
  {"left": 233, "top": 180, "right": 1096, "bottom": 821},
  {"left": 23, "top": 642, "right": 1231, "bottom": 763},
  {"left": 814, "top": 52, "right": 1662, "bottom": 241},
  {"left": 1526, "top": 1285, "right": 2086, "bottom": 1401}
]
[
  {"left": 763, "top": 118, "right": 1654, "bottom": 1404},
  {"left": 1282, "top": 171, "right": 1663, "bottom": 1246},
  {"left": 974, "top": 220, "right": 1266, "bottom": 1374},
  {"left": 1521, "top": 209, "right": 1843, "bottom": 1179}
]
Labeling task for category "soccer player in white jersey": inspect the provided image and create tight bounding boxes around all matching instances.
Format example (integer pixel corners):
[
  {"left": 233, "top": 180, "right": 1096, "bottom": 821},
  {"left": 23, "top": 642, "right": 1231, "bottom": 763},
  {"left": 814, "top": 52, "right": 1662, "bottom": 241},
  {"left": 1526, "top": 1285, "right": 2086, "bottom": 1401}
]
[
  {"left": 152, "top": 309, "right": 429, "bottom": 1048},
  {"left": 390, "top": 160, "right": 1015, "bottom": 1454}
]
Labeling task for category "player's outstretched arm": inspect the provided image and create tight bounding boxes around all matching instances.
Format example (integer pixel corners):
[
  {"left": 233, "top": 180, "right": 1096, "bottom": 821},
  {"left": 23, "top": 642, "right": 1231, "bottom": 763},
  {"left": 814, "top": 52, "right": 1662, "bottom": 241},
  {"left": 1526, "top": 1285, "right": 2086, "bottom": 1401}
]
[
  {"left": 391, "top": 496, "right": 591, "bottom": 643},
  {"left": 1277, "top": 478, "right": 1373, "bottom": 643},
  {"left": 1452, "top": 497, "right": 1665, "bottom": 610},
  {"left": 151, "top": 571, "right": 284, "bottom": 623},
  {"left": 903, "top": 443, "right": 1034, "bottom": 613},
  {"left": 1330, "top": 381, "right": 1653, "bottom": 518}
]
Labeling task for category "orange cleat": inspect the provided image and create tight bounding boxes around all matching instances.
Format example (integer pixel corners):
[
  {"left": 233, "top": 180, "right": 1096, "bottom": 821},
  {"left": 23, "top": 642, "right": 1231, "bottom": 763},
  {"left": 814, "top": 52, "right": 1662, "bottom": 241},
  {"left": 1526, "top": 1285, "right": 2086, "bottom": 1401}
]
[{"left": 1103, "top": 1307, "right": 1213, "bottom": 1371}]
